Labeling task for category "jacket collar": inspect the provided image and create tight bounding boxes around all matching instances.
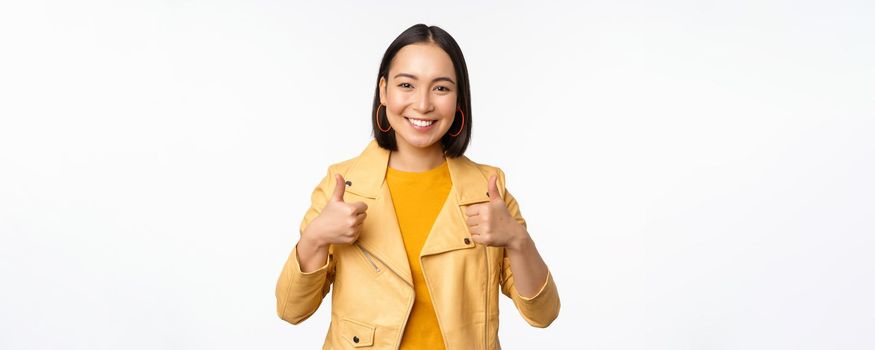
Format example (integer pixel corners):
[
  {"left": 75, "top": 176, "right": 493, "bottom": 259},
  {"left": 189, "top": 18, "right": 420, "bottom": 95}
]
[
  {"left": 344, "top": 139, "right": 490, "bottom": 205},
  {"left": 343, "top": 139, "right": 491, "bottom": 286}
]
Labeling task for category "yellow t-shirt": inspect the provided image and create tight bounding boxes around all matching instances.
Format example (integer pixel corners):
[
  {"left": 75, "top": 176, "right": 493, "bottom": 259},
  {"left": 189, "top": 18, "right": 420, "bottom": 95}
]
[{"left": 386, "top": 159, "right": 451, "bottom": 350}]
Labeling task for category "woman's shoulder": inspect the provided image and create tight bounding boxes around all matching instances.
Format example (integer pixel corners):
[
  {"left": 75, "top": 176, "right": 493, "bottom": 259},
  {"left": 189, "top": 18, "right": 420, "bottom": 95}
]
[
  {"left": 470, "top": 159, "right": 502, "bottom": 174},
  {"left": 321, "top": 140, "right": 379, "bottom": 175},
  {"left": 462, "top": 155, "right": 506, "bottom": 178},
  {"left": 458, "top": 155, "right": 514, "bottom": 192},
  {"left": 326, "top": 157, "right": 358, "bottom": 174}
]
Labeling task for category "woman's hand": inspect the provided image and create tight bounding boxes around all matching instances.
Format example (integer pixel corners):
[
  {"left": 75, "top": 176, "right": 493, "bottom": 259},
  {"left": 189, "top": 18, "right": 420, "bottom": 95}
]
[
  {"left": 301, "top": 174, "right": 368, "bottom": 248},
  {"left": 464, "top": 175, "right": 529, "bottom": 251}
]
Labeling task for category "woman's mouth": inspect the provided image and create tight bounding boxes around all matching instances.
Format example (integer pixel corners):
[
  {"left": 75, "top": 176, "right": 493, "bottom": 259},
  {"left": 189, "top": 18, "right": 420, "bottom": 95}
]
[{"left": 405, "top": 117, "right": 436, "bottom": 131}]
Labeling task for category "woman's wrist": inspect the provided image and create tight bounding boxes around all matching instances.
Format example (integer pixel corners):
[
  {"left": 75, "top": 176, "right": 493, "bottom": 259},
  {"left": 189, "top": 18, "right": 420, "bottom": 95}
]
[
  {"left": 296, "top": 227, "right": 331, "bottom": 273},
  {"left": 506, "top": 226, "right": 533, "bottom": 253},
  {"left": 300, "top": 226, "right": 328, "bottom": 251}
]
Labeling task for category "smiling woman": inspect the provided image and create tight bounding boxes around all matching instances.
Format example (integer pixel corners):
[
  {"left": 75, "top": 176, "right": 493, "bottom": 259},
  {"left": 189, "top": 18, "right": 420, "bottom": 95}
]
[
  {"left": 378, "top": 43, "right": 462, "bottom": 171},
  {"left": 372, "top": 26, "right": 472, "bottom": 168},
  {"left": 276, "top": 23, "right": 560, "bottom": 350}
]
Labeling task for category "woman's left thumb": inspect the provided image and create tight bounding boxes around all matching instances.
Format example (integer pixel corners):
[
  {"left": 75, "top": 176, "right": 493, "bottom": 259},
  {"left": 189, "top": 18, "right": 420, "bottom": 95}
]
[{"left": 487, "top": 174, "right": 502, "bottom": 201}]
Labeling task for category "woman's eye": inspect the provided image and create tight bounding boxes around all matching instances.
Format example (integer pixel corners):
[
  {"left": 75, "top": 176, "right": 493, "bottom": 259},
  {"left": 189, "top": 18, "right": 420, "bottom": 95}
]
[
  {"left": 398, "top": 83, "right": 413, "bottom": 89},
  {"left": 435, "top": 86, "right": 450, "bottom": 92}
]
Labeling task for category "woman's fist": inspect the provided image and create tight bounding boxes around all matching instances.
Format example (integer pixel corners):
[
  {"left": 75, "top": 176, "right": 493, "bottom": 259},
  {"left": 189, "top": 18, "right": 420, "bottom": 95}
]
[
  {"left": 464, "top": 174, "right": 528, "bottom": 250},
  {"left": 302, "top": 174, "right": 368, "bottom": 247}
]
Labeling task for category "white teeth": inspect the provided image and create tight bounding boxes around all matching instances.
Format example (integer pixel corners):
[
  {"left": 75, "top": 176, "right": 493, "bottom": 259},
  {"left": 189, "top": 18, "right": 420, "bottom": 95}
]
[{"left": 407, "top": 118, "right": 435, "bottom": 127}]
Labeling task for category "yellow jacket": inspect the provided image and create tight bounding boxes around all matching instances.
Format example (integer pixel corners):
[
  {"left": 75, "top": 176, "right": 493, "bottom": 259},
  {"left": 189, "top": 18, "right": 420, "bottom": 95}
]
[{"left": 276, "top": 139, "right": 560, "bottom": 349}]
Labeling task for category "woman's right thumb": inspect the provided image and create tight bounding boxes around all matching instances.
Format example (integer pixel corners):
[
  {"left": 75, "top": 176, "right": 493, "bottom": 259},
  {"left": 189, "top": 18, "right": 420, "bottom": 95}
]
[{"left": 331, "top": 174, "right": 346, "bottom": 202}]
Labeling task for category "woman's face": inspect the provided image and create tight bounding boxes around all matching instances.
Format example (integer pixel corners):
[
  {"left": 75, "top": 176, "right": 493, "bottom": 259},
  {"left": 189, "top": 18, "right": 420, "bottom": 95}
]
[{"left": 379, "top": 43, "right": 458, "bottom": 151}]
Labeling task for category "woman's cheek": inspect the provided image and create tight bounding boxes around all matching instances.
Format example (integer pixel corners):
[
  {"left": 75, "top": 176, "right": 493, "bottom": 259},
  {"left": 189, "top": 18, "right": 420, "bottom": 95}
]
[
  {"left": 439, "top": 97, "right": 457, "bottom": 120},
  {"left": 386, "top": 90, "right": 409, "bottom": 117}
]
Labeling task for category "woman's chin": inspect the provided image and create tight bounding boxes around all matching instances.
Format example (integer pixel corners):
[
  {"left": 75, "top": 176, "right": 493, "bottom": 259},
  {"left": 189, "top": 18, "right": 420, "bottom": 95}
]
[{"left": 397, "top": 132, "right": 441, "bottom": 150}]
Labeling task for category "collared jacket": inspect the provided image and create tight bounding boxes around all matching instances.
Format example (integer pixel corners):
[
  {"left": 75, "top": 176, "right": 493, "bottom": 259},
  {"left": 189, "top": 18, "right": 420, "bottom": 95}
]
[{"left": 276, "top": 139, "right": 560, "bottom": 349}]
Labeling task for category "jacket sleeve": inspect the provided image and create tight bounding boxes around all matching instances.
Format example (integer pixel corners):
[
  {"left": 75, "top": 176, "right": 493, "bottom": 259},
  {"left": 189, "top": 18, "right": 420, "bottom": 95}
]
[
  {"left": 497, "top": 169, "right": 561, "bottom": 328},
  {"left": 275, "top": 165, "right": 337, "bottom": 325}
]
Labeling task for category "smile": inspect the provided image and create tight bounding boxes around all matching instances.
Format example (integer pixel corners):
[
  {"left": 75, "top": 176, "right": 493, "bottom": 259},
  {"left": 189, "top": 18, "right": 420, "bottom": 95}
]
[{"left": 405, "top": 117, "right": 436, "bottom": 130}]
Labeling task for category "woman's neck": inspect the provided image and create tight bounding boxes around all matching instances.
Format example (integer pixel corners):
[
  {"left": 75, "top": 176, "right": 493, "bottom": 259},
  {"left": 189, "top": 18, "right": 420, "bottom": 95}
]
[{"left": 388, "top": 141, "right": 446, "bottom": 172}]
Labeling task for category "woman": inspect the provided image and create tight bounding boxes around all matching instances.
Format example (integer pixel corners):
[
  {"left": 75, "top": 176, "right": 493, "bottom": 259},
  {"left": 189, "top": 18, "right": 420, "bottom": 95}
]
[{"left": 276, "top": 24, "right": 560, "bottom": 349}]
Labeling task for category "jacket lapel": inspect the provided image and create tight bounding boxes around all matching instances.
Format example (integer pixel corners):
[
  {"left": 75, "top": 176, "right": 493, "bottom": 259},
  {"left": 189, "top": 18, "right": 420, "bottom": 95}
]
[
  {"left": 419, "top": 150, "right": 491, "bottom": 257},
  {"left": 342, "top": 140, "right": 492, "bottom": 285}
]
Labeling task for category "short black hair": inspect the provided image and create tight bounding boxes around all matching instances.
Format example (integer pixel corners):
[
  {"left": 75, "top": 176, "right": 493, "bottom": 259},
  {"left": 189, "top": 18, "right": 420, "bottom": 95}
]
[{"left": 371, "top": 24, "right": 472, "bottom": 158}]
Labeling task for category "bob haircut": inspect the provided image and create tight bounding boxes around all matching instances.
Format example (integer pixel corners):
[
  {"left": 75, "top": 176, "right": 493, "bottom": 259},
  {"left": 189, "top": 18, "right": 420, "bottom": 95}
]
[{"left": 371, "top": 24, "right": 472, "bottom": 158}]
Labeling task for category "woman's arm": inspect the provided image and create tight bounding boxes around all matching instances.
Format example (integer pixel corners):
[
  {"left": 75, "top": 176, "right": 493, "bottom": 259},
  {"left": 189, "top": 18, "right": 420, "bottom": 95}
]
[
  {"left": 498, "top": 187, "right": 560, "bottom": 327},
  {"left": 504, "top": 225, "right": 549, "bottom": 298},
  {"left": 276, "top": 166, "right": 369, "bottom": 325},
  {"left": 465, "top": 169, "right": 560, "bottom": 327},
  {"left": 276, "top": 167, "right": 335, "bottom": 324}
]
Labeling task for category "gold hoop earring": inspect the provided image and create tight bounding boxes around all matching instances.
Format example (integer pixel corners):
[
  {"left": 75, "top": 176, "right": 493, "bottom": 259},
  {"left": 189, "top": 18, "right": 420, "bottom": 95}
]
[
  {"left": 449, "top": 105, "right": 465, "bottom": 137},
  {"left": 375, "top": 104, "right": 392, "bottom": 132}
]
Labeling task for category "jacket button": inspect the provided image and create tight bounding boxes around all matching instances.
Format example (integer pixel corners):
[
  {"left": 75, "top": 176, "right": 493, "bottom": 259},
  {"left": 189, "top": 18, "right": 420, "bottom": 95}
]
[
  {"left": 345, "top": 180, "right": 352, "bottom": 187},
  {"left": 353, "top": 336, "right": 359, "bottom": 343},
  {"left": 464, "top": 237, "right": 471, "bottom": 245}
]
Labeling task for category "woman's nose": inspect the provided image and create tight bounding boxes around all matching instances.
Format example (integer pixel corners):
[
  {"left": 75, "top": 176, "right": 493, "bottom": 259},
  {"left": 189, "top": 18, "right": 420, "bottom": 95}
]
[{"left": 414, "top": 88, "right": 432, "bottom": 112}]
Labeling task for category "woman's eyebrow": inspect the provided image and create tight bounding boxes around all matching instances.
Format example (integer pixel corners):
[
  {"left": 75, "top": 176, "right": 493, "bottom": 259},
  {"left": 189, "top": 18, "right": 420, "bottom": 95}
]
[{"left": 393, "top": 73, "right": 456, "bottom": 85}]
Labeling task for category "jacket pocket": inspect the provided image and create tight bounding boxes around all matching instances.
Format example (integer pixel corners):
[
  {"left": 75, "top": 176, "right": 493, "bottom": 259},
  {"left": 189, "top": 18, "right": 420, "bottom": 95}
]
[{"left": 340, "top": 317, "right": 375, "bottom": 347}]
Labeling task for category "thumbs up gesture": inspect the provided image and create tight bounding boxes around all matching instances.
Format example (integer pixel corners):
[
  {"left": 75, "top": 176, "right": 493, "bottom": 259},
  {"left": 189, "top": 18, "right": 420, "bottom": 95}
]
[
  {"left": 302, "top": 174, "right": 369, "bottom": 247},
  {"left": 464, "top": 174, "right": 527, "bottom": 249}
]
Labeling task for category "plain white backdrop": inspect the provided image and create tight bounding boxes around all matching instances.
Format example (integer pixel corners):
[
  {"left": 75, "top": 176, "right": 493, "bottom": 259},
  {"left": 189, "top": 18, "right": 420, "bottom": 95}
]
[{"left": 1, "top": 0, "right": 874, "bottom": 349}]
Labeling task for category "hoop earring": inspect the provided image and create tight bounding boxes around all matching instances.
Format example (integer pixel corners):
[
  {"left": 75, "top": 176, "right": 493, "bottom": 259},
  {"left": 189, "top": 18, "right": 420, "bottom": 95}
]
[
  {"left": 449, "top": 105, "right": 465, "bottom": 137},
  {"left": 375, "top": 104, "right": 392, "bottom": 132}
]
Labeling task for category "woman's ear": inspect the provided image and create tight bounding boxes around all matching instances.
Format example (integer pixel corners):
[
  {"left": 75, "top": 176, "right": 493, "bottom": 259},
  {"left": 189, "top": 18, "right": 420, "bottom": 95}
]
[{"left": 378, "top": 77, "right": 387, "bottom": 105}]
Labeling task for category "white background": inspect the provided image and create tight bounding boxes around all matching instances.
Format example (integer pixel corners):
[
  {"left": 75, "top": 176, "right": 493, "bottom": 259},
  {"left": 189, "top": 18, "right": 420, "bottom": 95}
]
[{"left": 1, "top": 1, "right": 874, "bottom": 349}]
